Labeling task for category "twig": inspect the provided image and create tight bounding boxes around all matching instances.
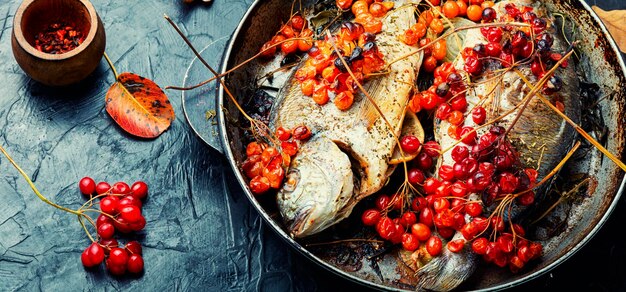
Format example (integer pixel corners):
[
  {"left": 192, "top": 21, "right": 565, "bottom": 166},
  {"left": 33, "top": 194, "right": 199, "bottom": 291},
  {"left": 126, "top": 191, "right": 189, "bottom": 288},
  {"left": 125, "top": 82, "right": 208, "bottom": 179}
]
[{"left": 103, "top": 52, "right": 119, "bottom": 80}]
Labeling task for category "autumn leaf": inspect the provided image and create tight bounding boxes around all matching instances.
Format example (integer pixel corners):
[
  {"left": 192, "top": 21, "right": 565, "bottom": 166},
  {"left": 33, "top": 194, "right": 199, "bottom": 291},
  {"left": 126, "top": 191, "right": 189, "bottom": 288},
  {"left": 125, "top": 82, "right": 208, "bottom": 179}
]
[
  {"left": 105, "top": 72, "right": 175, "bottom": 138},
  {"left": 592, "top": 6, "right": 626, "bottom": 53}
]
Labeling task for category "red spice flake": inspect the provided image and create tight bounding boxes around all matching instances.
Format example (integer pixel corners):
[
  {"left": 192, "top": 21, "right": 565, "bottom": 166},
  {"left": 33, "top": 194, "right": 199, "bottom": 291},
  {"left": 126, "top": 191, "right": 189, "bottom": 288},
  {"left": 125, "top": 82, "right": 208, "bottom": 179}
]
[{"left": 34, "top": 22, "right": 84, "bottom": 54}]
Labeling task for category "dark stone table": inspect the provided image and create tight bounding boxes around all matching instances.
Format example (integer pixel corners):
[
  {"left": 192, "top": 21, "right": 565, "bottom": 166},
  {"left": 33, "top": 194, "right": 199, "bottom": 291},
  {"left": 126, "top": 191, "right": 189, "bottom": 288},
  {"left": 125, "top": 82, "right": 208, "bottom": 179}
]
[{"left": 0, "top": 0, "right": 624, "bottom": 291}]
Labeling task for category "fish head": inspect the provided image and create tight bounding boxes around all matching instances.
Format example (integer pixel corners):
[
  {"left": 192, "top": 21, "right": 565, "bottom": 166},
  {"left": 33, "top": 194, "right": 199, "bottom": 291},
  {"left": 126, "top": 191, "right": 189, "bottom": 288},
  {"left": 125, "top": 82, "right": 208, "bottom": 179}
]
[{"left": 277, "top": 136, "right": 356, "bottom": 238}]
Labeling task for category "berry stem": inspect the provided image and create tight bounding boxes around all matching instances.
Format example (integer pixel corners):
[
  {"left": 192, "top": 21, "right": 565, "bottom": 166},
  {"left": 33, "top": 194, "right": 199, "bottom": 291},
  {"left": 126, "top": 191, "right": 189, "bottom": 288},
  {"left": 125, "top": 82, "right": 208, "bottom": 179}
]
[
  {"left": 82, "top": 208, "right": 124, "bottom": 224},
  {"left": 531, "top": 177, "right": 590, "bottom": 224},
  {"left": 0, "top": 144, "right": 82, "bottom": 216},
  {"left": 78, "top": 214, "right": 96, "bottom": 243},
  {"left": 165, "top": 37, "right": 306, "bottom": 91},
  {"left": 305, "top": 238, "right": 385, "bottom": 247},
  {"left": 163, "top": 14, "right": 279, "bottom": 147},
  {"left": 385, "top": 21, "right": 530, "bottom": 69},
  {"left": 103, "top": 52, "right": 119, "bottom": 80},
  {"left": 79, "top": 193, "right": 110, "bottom": 211}
]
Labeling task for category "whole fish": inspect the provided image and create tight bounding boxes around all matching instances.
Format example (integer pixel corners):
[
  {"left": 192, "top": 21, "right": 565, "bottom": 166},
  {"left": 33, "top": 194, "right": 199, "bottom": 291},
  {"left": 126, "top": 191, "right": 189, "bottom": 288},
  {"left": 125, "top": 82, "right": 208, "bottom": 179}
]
[
  {"left": 407, "top": 0, "right": 581, "bottom": 290},
  {"left": 271, "top": 0, "right": 423, "bottom": 238}
]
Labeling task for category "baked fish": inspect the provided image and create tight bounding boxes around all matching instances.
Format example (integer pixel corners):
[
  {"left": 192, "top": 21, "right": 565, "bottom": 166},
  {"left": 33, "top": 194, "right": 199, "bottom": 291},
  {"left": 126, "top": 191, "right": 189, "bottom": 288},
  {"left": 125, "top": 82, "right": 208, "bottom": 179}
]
[
  {"left": 410, "top": 0, "right": 581, "bottom": 290},
  {"left": 272, "top": 0, "right": 423, "bottom": 238}
]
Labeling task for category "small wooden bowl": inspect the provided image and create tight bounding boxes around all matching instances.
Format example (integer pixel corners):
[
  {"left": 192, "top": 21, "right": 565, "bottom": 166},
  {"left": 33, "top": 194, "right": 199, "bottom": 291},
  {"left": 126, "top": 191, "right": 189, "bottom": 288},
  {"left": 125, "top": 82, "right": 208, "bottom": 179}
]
[{"left": 11, "top": 0, "right": 106, "bottom": 86}]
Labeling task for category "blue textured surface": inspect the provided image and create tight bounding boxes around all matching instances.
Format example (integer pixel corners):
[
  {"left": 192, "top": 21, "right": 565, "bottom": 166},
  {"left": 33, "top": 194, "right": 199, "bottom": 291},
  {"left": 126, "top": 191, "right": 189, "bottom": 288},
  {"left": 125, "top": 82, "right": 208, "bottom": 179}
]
[{"left": 0, "top": 0, "right": 624, "bottom": 291}]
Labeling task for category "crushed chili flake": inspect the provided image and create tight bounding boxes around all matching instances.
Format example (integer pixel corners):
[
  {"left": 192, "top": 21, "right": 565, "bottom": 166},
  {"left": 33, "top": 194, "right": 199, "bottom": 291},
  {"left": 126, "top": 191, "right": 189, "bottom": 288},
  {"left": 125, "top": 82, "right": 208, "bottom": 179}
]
[{"left": 34, "top": 22, "right": 85, "bottom": 54}]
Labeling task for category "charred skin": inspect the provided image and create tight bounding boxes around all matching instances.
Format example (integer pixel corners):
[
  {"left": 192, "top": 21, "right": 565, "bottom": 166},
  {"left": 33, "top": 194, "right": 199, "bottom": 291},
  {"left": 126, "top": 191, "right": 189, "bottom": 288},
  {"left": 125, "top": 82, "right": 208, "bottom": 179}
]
[
  {"left": 272, "top": 0, "right": 423, "bottom": 238},
  {"left": 413, "top": 0, "right": 581, "bottom": 291}
]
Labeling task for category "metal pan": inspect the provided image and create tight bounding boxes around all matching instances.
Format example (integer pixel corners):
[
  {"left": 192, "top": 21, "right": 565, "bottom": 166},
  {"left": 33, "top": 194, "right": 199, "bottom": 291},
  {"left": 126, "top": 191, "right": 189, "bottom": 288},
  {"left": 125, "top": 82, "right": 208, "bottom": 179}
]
[{"left": 183, "top": 0, "right": 626, "bottom": 290}]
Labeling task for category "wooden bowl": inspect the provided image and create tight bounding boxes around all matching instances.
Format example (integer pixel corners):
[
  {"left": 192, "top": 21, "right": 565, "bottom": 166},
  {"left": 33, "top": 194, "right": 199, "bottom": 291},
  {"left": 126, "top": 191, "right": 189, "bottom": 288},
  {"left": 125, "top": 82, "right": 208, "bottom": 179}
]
[{"left": 11, "top": 0, "right": 106, "bottom": 86}]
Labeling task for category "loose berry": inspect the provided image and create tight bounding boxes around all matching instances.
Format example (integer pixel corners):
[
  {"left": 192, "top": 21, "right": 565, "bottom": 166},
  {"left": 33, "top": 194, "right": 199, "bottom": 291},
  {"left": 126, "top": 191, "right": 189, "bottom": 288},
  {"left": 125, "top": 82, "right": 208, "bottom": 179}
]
[
  {"left": 275, "top": 128, "right": 293, "bottom": 142},
  {"left": 375, "top": 216, "right": 395, "bottom": 240},
  {"left": 467, "top": 5, "right": 483, "bottom": 21},
  {"left": 482, "top": 7, "right": 496, "bottom": 21},
  {"left": 415, "top": 152, "right": 433, "bottom": 170},
  {"left": 109, "top": 248, "right": 129, "bottom": 266},
  {"left": 422, "top": 141, "right": 441, "bottom": 157},
  {"left": 106, "top": 258, "right": 127, "bottom": 276},
  {"left": 126, "top": 241, "right": 143, "bottom": 255},
  {"left": 451, "top": 145, "right": 470, "bottom": 162},
  {"left": 485, "top": 42, "right": 502, "bottom": 57},
  {"left": 375, "top": 194, "right": 391, "bottom": 211},
  {"left": 459, "top": 126, "right": 478, "bottom": 145},
  {"left": 100, "top": 196, "right": 119, "bottom": 215},
  {"left": 423, "top": 177, "right": 441, "bottom": 195},
  {"left": 96, "top": 182, "right": 111, "bottom": 195},
  {"left": 129, "top": 216, "right": 147, "bottom": 232},
  {"left": 97, "top": 223, "right": 115, "bottom": 240},
  {"left": 464, "top": 55, "right": 483, "bottom": 75},
  {"left": 438, "top": 165, "right": 455, "bottom": 182},
  {"left": 119, "top": 195, "right": 142, "bottom": 209},
  {"left": 450, "top": 96, "right": 468, "bottom": 112},
  {"left": 250, "top": 175, "right": 271, "bottom": 195},
  {"left": 112, "top": 182, "right": 131, "bottom": 194},
  {"left": 465, "top": 202, "right": 483, "bottom": 217},
  {"left": 400, "top": 135, "right": 421, "bottom": 154},
  {"left": 485, "top": 28, "right": 503, "bottom": 43},
  {"left": 435, "top": 82, "right": 450, "bottom": 97},
  {"left": 450, "top": 181, "right": 468, "bottom": 197},
  {"left": 81, "top": 243, "right": 105, "bottom": 268},
  {"left": 79, "top": 177, "right": 96, "bottom": 196},
  {"left": 120, "top": 205, "right": 142, "bottom": 223},
  {"left": 96, "top": 214, "right": 112, "bottom": 227},
  {"left": 408, "top": 168, "right": 425, "bottom": 185},
  {"left": 472, "top": 106, "right": 486, "bottom": 125},
  {"left": 130, "top": 181, "right": 148, "bottom": 200},
  {"left": 127, "top": 254, "right": 144, "bottom": 274},
  {"left": 447, "top": 239, "right": 465, "bottom": 253},
  {"left": 361, "top": 209, "right": 382, "bottom": 226},
  {"left": 426, "top": 236, "right": 443, "bottom": 256},
  {"left": 292, "top": 125, "right": 312, "bottom": 140},
  {"left": 402, "top": 233, "right": 420, "bottom": 251},
  {"left": 435, "top": 103, "right": 452, "bottom": 120}
]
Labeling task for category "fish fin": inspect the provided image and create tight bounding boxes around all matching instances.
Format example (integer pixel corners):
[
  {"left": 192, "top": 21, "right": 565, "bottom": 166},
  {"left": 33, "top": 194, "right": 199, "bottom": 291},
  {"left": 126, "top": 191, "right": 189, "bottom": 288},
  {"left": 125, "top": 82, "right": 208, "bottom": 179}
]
[
  {"left": 415, "top": 245, "right": 478, "bottom": 291},
  {"left": 355, "top": 78, "right": 384, "bottom": 128},
  {"left": 287, "top": 205, "right": 314, "bottom": 238},
  {"left": 484, "top": 73, "right": 503, "bottom": 117}
]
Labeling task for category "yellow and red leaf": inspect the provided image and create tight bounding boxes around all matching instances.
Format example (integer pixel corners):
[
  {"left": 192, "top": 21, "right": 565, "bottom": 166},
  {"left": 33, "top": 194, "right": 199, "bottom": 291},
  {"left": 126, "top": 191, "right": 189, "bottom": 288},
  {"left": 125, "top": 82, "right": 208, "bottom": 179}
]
[{"left": 105, "top": 72, "right": 175, "bottom": 138}]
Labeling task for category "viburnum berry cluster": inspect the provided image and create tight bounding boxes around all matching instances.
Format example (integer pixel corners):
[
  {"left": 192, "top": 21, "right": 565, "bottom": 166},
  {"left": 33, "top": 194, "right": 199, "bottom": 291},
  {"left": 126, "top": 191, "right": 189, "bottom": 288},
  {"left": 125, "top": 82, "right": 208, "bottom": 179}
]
[
  {"left": 78, "top": 177, "right": 148, "bottom": 275},
  {"left": 362, "top": 128, "right": 544, "bottom": 271},
  {"left": 242, "top": 125, "right": 312, "bottom": 195},
  {"left": 259, "top": 14, "right": 313, "bottom": 58},
  {"left": 408, "top": 2, "right": 569, "bottom": 121},
  {"left": 293, "top": 21, "right": 387, "bottom": 110},
  {"left": 259, "top": 7, "right": 389, "bottom": 111},
  {"left": 0, "top": 145, "right": 149, "bottom": 277}
]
